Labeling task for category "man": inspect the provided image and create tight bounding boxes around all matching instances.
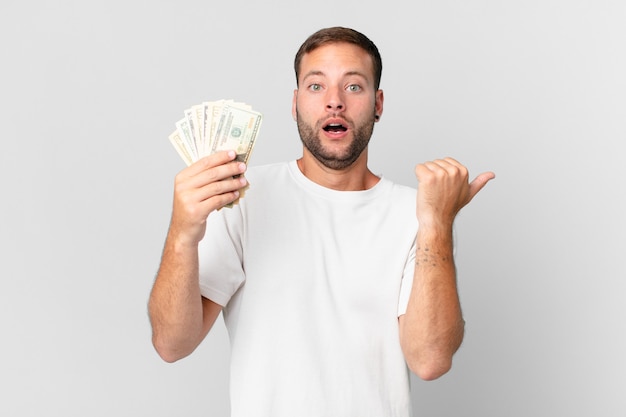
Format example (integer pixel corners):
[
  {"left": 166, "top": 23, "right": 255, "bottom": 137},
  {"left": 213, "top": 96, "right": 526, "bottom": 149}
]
[{"left": 149, "top": 26, "right": 495, "bottom": 416}]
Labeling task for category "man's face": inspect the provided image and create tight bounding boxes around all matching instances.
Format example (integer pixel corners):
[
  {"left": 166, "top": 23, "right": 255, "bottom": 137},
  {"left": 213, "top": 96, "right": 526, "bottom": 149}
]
[{"left": 292, "top": 42, "right": 383, "bottom": 170}]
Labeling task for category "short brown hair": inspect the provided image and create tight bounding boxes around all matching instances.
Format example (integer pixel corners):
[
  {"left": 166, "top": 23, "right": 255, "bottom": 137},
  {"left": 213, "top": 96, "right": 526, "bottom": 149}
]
[{"left": 294, "top": 27, "right": 383, "bottom": 89}]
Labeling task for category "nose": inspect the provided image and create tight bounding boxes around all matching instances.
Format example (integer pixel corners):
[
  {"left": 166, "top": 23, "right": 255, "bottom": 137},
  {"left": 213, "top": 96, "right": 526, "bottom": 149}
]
[{"left": 325, "top": 86, "right": 344, "bottom": 113}]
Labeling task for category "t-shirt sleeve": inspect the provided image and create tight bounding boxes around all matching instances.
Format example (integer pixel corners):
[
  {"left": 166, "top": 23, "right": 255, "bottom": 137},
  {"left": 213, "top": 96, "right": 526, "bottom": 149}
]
[
  {"left": 198, "top": 206, "right": 246, "bottom": 307},
  {"left": 397, "top": 236, "right": 416, "bottom": 317}
]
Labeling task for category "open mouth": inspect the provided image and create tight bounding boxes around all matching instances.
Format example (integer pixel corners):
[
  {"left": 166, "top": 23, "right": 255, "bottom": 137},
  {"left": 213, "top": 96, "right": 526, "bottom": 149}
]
[{"left": 323, "top": 123, "right": 348, "bottom": 133}]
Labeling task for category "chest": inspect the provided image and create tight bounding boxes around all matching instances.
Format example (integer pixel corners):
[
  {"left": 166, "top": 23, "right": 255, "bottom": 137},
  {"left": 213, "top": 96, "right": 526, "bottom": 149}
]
[{"left": 239, "top": 196, "right": 417, "bottom": 317}]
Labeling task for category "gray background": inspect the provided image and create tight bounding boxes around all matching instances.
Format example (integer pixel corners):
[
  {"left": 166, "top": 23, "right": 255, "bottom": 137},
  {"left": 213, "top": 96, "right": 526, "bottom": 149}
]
[{"left": 1, "top": 0, "right": 624, "bottom": 416}]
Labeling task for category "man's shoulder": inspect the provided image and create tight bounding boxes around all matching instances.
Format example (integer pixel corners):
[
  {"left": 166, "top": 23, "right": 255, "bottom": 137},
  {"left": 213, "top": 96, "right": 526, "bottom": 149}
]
[
  {"left": 239, "top": 161, "right": 296, "bottom": 202},
  {"left": 382, "top": 177, "right": 417, "bottom": 199},
  {"left": 246, "top": 161, "right": 291, "bottom": 178}
]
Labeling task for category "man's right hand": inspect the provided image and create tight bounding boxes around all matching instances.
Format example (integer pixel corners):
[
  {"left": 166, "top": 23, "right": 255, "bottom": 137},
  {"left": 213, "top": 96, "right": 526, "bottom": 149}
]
[{"left": 169, "top": 150, "right": 248, "bottom": 247}]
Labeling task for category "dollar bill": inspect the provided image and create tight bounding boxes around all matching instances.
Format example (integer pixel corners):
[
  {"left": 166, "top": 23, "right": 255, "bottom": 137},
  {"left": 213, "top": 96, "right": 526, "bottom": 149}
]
[
  {"left": 202, "top": 101, "right": 223, "bottom": 157},
  {"left": 190, "top": 104, "right": 205, "bottom": 155},
  {"left": 168, "top": 130, "right": 193, "bottom": 166},
  {"left": 211, "top": 104, "right": 263, "bottom": 163},
  {"left": 175, "top": 117, "right": 198, "bottom": 162},
  {"left": 169, "top": 99, "right": 263, "bottom": 167}
]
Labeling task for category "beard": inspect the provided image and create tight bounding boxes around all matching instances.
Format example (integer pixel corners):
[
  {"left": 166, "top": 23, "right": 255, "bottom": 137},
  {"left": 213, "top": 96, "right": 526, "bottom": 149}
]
[{"left": 296, "top": 110, "right": 376, "bottom": 170}]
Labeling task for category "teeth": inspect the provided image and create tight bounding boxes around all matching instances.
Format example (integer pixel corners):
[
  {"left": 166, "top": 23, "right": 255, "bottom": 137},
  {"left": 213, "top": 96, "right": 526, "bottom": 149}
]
[{"left": 323, "top": 122, "right": 346, "bottom": 132}]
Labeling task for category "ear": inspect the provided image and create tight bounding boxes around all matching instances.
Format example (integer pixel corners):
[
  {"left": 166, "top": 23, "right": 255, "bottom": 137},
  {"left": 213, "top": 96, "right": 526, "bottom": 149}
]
[
  {"left": 292, "top": 89, "right": 298, "bottom": 121},
  {"left": 375, "top": 89, "right": 384, "bottom": 122}
]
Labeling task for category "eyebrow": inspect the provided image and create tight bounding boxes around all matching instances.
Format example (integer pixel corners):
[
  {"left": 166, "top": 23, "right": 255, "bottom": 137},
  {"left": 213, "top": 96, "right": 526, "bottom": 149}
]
[{"left": 301, "top": 70, "right": 368, "bottom": 82}]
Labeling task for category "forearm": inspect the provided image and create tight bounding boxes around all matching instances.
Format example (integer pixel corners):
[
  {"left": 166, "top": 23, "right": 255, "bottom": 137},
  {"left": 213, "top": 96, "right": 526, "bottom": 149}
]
[
  {"left": 149, "top": 232, "right": 206, "bottom": 362},
  {"left": 399, "top": 226, "right": 464, "bottom": 380}
]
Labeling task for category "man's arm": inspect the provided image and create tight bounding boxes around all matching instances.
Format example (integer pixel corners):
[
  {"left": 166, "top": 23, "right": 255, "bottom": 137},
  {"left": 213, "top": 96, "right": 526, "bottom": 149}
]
[
  {"left": 399, "top": 157, "right": 494, "bottom": 380},
  {"left": 148, "top": 150, "right": 247, "bottom": 363}
]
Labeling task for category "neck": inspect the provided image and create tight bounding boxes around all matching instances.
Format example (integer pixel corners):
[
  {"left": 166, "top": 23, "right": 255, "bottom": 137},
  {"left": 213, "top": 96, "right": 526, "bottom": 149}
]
[{"left": 296, "top": 148, "right": 380, "bottom": 191}]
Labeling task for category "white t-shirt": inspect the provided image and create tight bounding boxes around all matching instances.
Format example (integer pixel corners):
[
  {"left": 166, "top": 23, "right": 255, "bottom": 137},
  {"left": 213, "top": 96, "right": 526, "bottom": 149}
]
[{"left": 199, "top": 161, "right": 418, "bottom": 417}]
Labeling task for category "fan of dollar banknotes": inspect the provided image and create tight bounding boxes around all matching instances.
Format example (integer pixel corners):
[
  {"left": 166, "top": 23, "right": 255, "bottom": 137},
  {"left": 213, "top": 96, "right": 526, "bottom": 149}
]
[{"left": 169, "top": 100, "right": 263, "bottom": 166}]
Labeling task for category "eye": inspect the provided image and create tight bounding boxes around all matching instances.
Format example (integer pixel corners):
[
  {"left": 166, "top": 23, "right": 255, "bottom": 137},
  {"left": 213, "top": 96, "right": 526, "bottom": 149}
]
[
  {"left": 309, "top": 83, "right": 322, "bottom": 92},
  {"left": 347, "top": 84, "right": 361, "bottom": 92}
]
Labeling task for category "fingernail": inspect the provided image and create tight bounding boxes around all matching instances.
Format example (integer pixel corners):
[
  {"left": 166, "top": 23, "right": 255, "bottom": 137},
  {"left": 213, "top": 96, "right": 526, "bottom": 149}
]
[
  {"left": 239, "top": 176, "right": 247, "bottom": 186},
  {"left": 239, "top": 163, "right": 247, "bottom": 172}
]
